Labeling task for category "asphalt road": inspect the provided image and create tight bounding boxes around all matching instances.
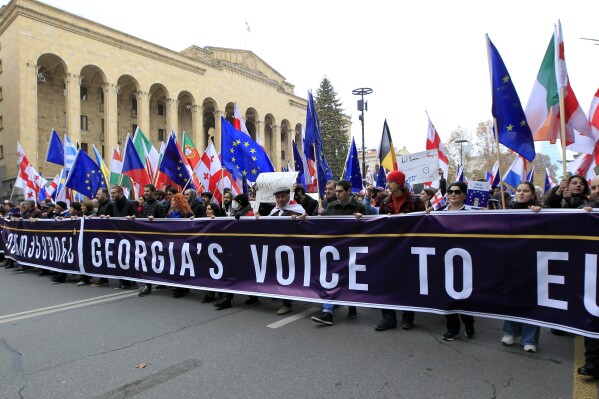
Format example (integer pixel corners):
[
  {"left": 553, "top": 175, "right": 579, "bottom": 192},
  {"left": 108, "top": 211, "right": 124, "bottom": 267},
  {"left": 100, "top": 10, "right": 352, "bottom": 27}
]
[{"left": 0, "top": 267, "right": 596, "bottom": 399}]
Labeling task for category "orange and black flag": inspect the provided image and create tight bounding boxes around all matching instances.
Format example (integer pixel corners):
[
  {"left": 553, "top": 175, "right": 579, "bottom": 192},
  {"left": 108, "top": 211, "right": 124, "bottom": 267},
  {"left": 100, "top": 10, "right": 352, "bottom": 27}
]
[{"left": 378, "top": 119, "right": 398, "bottom": 171}]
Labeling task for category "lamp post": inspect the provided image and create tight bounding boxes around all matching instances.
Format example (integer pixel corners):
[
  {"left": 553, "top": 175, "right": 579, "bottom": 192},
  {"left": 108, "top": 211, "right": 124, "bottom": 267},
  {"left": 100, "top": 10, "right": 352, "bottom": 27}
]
[
  {"left": 455, "top": 139, "right": 469, "bottom": 168},
  {"left": 352, "top": 87, "right": 373, "bottom": 179}
]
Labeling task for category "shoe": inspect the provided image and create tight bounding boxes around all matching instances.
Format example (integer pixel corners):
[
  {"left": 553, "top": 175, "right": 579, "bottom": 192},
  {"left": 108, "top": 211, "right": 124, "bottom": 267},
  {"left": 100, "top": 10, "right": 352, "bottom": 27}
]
[
  {"left": 465, "top": 327, "right": 475, "bottom": 339},
  {"left": 138, "top": 286, "right": 152, "bottom": 297},
  {"left": 442, "top": 330, "right": 460, "bottom": 341},
  {"left": 550, "top": 328, "right": 565, "bottom": 336},
  {"left": 4, "top": 263, "right": 14, "bottom": 269},
  {"left": 374, "top": 321, "right": 396, "bottom": 331},
  {"left": 91, "top": 279, "right": 109, "bottom": 287},
  {"left": 51, "top": 275, "right": 66, "bottom": 283},
  {"left": 277, "top": 305, "right": 292, "bottom": 315},
  {"left": 244, "top": 296, "right": 259, "bottom": 305},
  {"left": 401, "top": 319, "right": 414, "bottom": 330},
  {"left": 501, "top": 335, "right": 515, "bottom": 346},
  {"left": 13, "top": 267, "right": 26, "bottom": 273},
  {"left": 37, "top": 270, "right": 51, "bottom": 276},
  {"left": 523, "top": 344, "right": 537, "bottom": 353},
  {"left": 578, "top": 364, "right": 599, "bottom": 378},
  {"left": 311, "top": 312, "right": 334, "bottom": 325},
  {"left": 347, "top": 307, "right": 357, "bottom": 319},
  {"left": 173, "top": 288, "right": 190, "bottom": 298},
  {"left": 115, "top": 283, "right": 132, "bottom": 290},
  {"left": 76, "top": 280, "right": 89, "bottom": 286},
  {"left": 201, "top": 294, "right": 215, "bottom": 303},
  {"left": 214, "top": 297, "right": 231, "bottom": 309}
]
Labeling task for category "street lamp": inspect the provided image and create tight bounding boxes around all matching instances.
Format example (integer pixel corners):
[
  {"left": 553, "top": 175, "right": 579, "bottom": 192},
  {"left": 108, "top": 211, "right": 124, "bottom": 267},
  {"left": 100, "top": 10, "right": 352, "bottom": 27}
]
[
  {"left": 352, "top": 87, "right": 373, "bottom": 179},
  {"left": 455, "top": 139, "right": 469, "bottom": 168}
]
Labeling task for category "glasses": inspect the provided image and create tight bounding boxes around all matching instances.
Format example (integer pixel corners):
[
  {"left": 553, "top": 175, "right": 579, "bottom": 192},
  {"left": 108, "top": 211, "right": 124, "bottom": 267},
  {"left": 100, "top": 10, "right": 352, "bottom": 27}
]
[{"left": 447, "top": 189, "right": 463, "bottom": 195}]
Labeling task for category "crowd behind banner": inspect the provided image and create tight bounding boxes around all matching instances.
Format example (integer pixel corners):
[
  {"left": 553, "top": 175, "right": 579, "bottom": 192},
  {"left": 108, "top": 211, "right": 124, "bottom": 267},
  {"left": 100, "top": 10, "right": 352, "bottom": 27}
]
[{"left": 1, "top": 178, "right": 599, "bottom": 338}]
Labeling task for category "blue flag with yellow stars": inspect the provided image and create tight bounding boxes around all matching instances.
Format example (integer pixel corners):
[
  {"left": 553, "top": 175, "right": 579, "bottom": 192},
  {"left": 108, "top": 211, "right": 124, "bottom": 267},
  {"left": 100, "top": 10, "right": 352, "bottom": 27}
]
[
  {"left": 487, "top": 36, "right": 536, "bottom": 162},
  {"left": 159, "top": 134, "right": 195, "bottom": 190},
  {"left": 64, "top": 149, "right": 107, "bottom": 199},
  {"left": 292, "top": 140, "right": 305, "bottom": 188},
  {"left": 221, "top": 116, "right": 275, "bottom": 181},
  {"left": 344, "top": 136, "right": 363, "bottom": 192}
]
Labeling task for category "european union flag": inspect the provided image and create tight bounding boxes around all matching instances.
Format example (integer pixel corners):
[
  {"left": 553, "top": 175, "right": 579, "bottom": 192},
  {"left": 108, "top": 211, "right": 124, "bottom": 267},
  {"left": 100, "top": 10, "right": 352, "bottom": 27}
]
[
  {"left": 159, "top": 134, "right": 195, "bottom": 189},
  {"left": 64, "top": 149, "right": 107, "bottom": 199},
  {"left": 488, "top": 36, "right": 536, "bottom": 162},
  {"left": 302, "top": 91, "right": 333, "bottom": 197},
  {"left": 221, "top": 116, "right": 275, "bottom": 180},
  {"left": 46, "top": 129, "right": 64, "bottom": 165},
  {"left": 375, "top": 165, "right": 386, "bottom": 188},
  {"left": 344, "top": 137, "right": 363, "bottom": 192},
  {"left": 292, "top": 140, "right": 305, "bottom": 188}
]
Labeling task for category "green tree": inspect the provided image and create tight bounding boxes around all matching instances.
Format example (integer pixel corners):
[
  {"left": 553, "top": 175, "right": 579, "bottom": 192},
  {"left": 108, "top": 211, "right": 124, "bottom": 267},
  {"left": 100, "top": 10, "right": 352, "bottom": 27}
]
[{"left": 315, "top": 77, "right": 350, "bottom": 179}]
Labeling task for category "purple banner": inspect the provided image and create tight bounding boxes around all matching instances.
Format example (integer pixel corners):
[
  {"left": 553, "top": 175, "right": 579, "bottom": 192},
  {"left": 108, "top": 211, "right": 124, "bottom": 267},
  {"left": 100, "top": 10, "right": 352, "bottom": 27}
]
[
  {"left": 3, "top": 210, "right": 599, "bottom": 337},
  {"left": 1, "top": 218, "right": 81, "bottom": 272}
]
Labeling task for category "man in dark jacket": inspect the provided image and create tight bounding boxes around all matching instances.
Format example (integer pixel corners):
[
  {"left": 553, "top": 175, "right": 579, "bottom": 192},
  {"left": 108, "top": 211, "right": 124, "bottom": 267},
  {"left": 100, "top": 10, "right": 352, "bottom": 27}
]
[
  {"left": 294, "top": 185, "right": 318, "bottom": 216},
  {"left": 311, "top": 180, "right": 365, "bottom": 326},
  {"left": 139, "top": 184, "right": 166, "bottom": 297},
  {"left": 96, "top": 188, "right": 113, "bottom": 216}
]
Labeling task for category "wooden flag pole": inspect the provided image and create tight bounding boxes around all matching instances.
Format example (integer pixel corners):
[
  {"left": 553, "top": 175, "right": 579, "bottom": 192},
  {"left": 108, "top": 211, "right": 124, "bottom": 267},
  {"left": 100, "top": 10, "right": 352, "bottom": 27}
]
[
  {"left": 492, "top": 118, "right": 506, "bottom": 210},
  {"left": 558, "top": 86, "right": 568, "bottom": 179}
]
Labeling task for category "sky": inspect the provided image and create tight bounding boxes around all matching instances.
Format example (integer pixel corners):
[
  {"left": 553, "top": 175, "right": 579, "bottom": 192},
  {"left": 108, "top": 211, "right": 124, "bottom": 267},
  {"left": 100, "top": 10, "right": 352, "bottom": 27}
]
[{"left": 10, "top": 0, "right": 599, "bottom": 158}]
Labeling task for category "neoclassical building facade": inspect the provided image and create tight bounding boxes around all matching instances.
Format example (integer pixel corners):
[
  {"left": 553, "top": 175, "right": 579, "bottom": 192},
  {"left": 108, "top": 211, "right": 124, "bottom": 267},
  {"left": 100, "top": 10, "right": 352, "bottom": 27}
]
[{"left": 0, "top": 0, "right": 320, "bottom": 199}]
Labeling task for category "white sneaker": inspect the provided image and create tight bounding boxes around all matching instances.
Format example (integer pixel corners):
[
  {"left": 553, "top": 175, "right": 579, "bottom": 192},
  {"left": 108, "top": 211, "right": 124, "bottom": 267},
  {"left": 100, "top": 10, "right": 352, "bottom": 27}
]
[
  {"left": 277, "top": 305, "right": 292, "bottom": 315},
  {"left": 523, "top": 344, "right": 537, "bottom": 353},
  {"left": 501, "top": 335, "right": 515, "bottom": 346}
]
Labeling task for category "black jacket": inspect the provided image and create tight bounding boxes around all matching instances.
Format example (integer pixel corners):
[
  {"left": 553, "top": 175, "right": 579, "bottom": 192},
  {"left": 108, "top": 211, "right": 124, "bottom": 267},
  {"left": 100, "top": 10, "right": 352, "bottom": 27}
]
[
  {"left": 140, "top": 198, "right": 166, "bottom": 218},
  {"left": 111, "top": 196, "right": 137, "bottom": 217}
]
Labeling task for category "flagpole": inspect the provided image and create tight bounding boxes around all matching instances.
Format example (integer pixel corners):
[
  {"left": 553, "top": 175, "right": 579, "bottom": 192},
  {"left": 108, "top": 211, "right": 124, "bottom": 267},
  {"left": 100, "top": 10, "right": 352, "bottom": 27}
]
[
  {"left": 313, "top": 143, "right": 322, "bottom": 208},
  {"left": 492, "top": 119, "right": 506, "bottom": 210},
  {"left": 558, "top": 86, "right": 568, "bottom": 178},
  {"left": 8, "top": 182, "right": 16, "bottom": 203}
]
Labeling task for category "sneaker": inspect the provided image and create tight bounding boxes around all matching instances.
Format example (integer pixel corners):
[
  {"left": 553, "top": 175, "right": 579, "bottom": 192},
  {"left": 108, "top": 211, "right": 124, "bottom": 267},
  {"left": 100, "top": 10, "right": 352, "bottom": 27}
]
[
  {"left": 244, "top": 296, "right": 259, "bottom": 305},
  {"left": 115, "top": 283, "right": 132, "bottom": 290},
  {"left": 347, "top": 307, "right": 357, "bottom": 319},
  {"left": 374, "top": 321, "right": 396, "bottom": 331},
  {"left": 501, "top": 335, "right": 515, "bottom": 346},
  {"left": 277, "top": 305, "right": 292, "bottom": 315},
  {"left": 401, "top": 319, "right": 414, "bottom": 330},
  {"left": 442, "top": 330, "right": 460, "bottom": 341},
  {"left": 138, "top": 286, "right": 152, "bottom": 297},
  {"left": 91, "top": 279, "right": 109, "bottom": 287},
  {"left": 13, "top": 267, "right": 26, "bottom": 273},
  {"left": 76, "top": 280, "right": 89, "bottom": 286},
  {"left": 214, "top": 297, "right": 231, "bottom": 309},
  {"left": 311, "top": 312, "right": 334, "bottom": 325},
  {"left": 201, "top": 294, "right": 216, "bottom": 303},
  {"left": 465, "top": 327, "right": 475, "bottom": 339},
  {"left": 523, "top": 344, "right": 538, "bottom": 353}
]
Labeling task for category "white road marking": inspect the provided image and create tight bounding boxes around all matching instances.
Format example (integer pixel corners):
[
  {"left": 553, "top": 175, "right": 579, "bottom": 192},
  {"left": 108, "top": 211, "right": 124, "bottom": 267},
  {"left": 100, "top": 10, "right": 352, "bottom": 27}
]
[
  {"left": 0, "top": 291, "right": 139, "bottom": 324},
  {"left": 267, "top": 307, "right": 321, "bottom": 329}
]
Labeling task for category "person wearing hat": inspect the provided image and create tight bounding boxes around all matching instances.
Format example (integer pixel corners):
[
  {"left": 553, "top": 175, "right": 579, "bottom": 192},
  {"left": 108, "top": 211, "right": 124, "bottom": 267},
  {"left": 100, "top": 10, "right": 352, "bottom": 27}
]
[
  {"left": 374, "top": 170, "right": 418, "bottom": 332},
  {"left": 266, "top": 186, "right": 306, "bottom": 315},
  {"left": 213, "top": 193, "right": 256, "bottom": 310}
]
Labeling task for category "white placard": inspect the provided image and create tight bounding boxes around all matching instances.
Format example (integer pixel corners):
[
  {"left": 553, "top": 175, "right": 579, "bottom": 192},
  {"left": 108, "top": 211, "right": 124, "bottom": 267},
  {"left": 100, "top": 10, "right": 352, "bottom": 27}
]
[
  {"left": 396, "top": 149, "right": 439, "bottom": 185},
  {"left": 255, "top": 172, "right": 299, "bottom": 203}
]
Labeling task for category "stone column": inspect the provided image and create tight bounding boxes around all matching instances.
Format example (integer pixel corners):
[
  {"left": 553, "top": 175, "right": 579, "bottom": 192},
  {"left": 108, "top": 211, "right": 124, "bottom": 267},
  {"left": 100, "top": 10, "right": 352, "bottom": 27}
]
[
  {"left": 214, "top": 110, "right": 222, "bottom": 152},
  {"left": 22, "top": 64, "right": 40, "bottom": 170},
  {"left": 271, "top": 125, "right": 281, "bottom": 171},
  {"left": 136, "top": 91, "right": 150, "bottom": 135},
  {"left": 255, "top": 120, "right": 263, "bottom": 148},
  {"left": 287, "top": 129, "right": 293, "bottom": 170},
  {"left": 65, "top": 73, "right": 81, "bottom": 145},
  {"left": 192, "top": 105, "right": 204, "bottom": 151},
  {"left": 166, "top": 98, "right": 178, "bottom": 138},
  {"left": 103, "top": 82, "right": 118, "bottom": 156}
]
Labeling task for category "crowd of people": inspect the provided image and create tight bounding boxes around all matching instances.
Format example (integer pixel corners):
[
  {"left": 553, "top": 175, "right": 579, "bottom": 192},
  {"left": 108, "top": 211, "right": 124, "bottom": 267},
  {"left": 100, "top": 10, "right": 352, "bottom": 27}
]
[{"left": 2, "top": 170, "right": 599, "bottom": 378}]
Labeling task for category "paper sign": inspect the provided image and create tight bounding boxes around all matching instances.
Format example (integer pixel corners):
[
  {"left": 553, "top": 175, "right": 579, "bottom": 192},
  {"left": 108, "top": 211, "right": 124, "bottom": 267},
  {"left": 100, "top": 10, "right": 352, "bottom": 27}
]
[
  {"left": 466, "top": 180, "right": 490, "bottom": 209},
  {"left": 396, "top": 149, "right": 440, "bottom": 185},
  {"left": 255, "top": 172, "right": 298, "bottom": 203}
]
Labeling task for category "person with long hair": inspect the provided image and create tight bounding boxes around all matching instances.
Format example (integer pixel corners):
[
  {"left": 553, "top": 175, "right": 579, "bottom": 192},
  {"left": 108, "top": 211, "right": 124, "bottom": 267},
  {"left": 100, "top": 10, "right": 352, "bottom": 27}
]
[
  {"left": 168, "top": 193, "right": 194, "bottom": 298},
  {"left": 500, "top": 182, "right": 542, "bottom": 352}
]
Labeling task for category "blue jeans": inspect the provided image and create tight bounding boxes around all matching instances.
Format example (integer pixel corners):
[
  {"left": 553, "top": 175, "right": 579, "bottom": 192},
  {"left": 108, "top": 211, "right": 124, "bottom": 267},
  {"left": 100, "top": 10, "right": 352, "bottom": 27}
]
[{"left": 503, "top": 321, "right": 540, "bottom": 346}]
